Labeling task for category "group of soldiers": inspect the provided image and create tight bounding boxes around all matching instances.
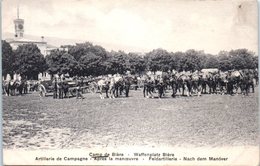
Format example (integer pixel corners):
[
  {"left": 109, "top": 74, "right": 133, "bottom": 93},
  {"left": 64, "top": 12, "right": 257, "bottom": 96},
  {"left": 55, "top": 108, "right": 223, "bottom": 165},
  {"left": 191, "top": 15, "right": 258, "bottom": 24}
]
[
  {"left": 51, "top": 77, "right": 85, "bottom": 99},
  {"left": 141, "top": 70, "right": 257, "bottom": 99},
  {"left": 3, "top": 69, "right": 257, "bottom": 99}
]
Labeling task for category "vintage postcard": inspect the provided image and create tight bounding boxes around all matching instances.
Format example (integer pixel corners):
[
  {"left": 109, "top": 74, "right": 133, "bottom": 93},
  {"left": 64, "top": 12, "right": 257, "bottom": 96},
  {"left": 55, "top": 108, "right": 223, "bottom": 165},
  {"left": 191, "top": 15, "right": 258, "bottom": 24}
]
[{"left": 2, "top": 0, "right": 259, "bottom": 165}]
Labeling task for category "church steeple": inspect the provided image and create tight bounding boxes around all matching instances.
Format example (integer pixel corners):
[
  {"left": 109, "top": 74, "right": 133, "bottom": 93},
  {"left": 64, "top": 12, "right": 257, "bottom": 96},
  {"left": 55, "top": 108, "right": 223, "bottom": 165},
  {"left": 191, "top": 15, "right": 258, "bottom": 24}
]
[
  {"left": 17, "top": 5, "right": 19, "bottom": 19},
  {"left": 14, "top": 4, "right": 24, "bottom": 38}
]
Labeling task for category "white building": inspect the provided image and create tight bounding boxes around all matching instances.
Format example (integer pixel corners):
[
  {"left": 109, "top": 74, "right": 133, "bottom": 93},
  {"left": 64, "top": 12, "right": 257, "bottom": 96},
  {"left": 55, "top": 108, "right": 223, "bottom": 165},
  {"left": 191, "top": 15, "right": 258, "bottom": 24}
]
[
  {"left": 4, "top": 8, "right": 56, "bottom": 80},
  {"left": 6, "top": 8, "right": 57, "bottom": 57}
]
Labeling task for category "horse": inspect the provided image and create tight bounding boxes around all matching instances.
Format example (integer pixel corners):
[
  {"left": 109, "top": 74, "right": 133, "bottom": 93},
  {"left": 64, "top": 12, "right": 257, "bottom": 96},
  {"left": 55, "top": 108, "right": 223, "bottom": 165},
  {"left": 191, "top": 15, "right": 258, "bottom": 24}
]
[
  {"left": 143, "top": 76, "right": 155, "bottom": 98},
  {"left": 207, "top": 74, "right": 217, "bottom": 94},
  {"left": 239, "top": 71, "right": 254, "bottom": 95},
  {"left": 156, "top": 80, "right": 165, "bottom": 98},
  {"left": 97, "top": 78, "right": 110, "bottom": 99},
  {"left": 177, "top": 74, "right": 192, "bottom": 96},
  {"left": 113, "top": 75, "right": 124, "bottom": 98},
  {"left": 191, "top": 74, "right": 202, "bottom": 97},
  {"left": 122, "top": 76, "right": 134, "bottom": 97},
  {"left": 2, "top": 80, "right": 10, "bottom": 96},
  {"left": 214, "top": 72, "right": 227, "bottom": 95},
  {"left": 16, "top": 80, "right": 25, "bottom": 95},
  {"left": 8, "top": 80, "right": 20, "bottom": 96}
]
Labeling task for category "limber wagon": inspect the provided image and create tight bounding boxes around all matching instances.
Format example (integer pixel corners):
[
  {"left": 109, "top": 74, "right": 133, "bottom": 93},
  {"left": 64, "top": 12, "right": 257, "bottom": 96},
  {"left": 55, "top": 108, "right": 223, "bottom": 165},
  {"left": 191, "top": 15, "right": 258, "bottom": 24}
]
[{"left": 38, "top": 79, "right": 90, "bottom": 98}]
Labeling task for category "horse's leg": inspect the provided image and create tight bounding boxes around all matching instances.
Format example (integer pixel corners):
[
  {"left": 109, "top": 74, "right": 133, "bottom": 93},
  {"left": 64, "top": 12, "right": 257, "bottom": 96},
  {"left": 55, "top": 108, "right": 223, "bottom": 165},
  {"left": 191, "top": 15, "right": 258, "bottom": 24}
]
[
  {"left": 178, "top": 84, "right": 181, "bottom": 93},
  {"left": 163, "top": 85, "right": 166, "bottom": 96},
  {"left": 113, "top": 87, "right": 116, "bottom": 98},
  {"left": 119, "top": 85, "right": 123, "bottom": 96},
  {"left": 100, "top": 92, "right": 104, "bottom": 99},
  {"left": 251, "top": 82, "right": 254, "bottom": 93},
  {"left": 188, "top": 85, "right": 192, "bottom": 97},
  {"left": 101, "top": 85, "right": 106, "bottom": 99},
  {"left": 182, "top": 84, "right": 185, "bottom": 96},
  {"left": 116, "top": 86, "right": 119, "bottom": 97},
  {"left": 125, "top": 85, "right": 129, "bottom": 97},
  {"left": 171, "top": 84, "right": 175, "bottom": 98},
  {"left": 19, "top": 88, "right": 21, "bottom": 95},
  {"left": 143, "top": 86, "right": 146, "bottom": 97},
  {"left": 242, "top": 84, "right": 246, "bottom": 95},
  {"left": 99, "top": 86, "right": 103, "bottom": 99},
  {"left": 104, "top": 89, "right": 107, "bottom": 99},
  {"left": 198, "top": 85, "right": 201, "bottom": 97},
  {"left": 245, "top": 83, "right": 249, "bottom": 95},
  {"left": 148, "top": 87, "right": 153, "bottom": 98},
  {"left": 4, "top": 86, "right": 8, "bottom": 96},
  {"left": 111, "top": 87, "right": 115, "bottom": 98},
  {"left": 108, "top": 87, "right": 112, "bottom": 98},
  {"left": 99, "top": 87, "right": 104, "bottom": 99},
  {"left": 99, "top": 87, "right": 103, "bottom": 99},
  {"left": 3, "top": 87, "right": 6, "bottom": 96},
  {"left": 194, "top": 86, "right": 197, "bottom": 96},
  {"left": 10, "top": 87, "right": 14, "bottom": 96},
  {"left": 146, "top": 87, "right": 150, "bottom": 98}
]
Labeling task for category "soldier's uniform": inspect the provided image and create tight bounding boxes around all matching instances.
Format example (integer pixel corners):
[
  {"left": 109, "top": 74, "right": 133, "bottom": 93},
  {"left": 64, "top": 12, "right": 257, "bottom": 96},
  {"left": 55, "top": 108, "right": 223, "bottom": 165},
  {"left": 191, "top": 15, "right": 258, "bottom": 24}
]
[
  {"left": 53, "top": 78, "right": 58, "bottom": 99},
  {"left": 124, "top": 78, "right": 131, "bottom": 97},
  {"left": 76, "top": 78, "right": 84, "bottom": 99},
  {"left": 58, "top": 78, "right": 64, "bottom": 99}
]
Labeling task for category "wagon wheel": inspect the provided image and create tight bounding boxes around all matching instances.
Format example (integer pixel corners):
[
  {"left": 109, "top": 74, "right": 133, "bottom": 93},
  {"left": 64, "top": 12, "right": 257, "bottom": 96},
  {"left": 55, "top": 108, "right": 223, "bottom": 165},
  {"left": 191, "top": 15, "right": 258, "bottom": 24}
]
[
  {"left": 89, "top": 82, "right": 98, "bottom": 93},
  {"left": 69, "top": 88, "right": 77, "bottom": 97},
  {"left": 38, "top": 84, "right": 46, "bottom": 97}
]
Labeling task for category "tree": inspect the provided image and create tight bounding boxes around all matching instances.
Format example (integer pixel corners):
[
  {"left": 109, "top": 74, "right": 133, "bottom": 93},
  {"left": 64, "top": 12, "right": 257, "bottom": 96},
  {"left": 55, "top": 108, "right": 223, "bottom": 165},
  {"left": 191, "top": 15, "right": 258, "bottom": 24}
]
[
  {"left": 204, "top": 54, "right": 219, "bottom": 69},
  {"left": 128, "top": 53, "right": 146, "bottom": 75},
  {"left": 68, "top": 42, "right": 107, "bottom": 61},
  {"left": 79, "top": 52, "right": 104, "bottom": 76},
  {"left": 103, "top": 51, "right": 129, "bottom": 74},
  {"left": 171, "top": 51, "right": 184, "bottom": 71},
  {"left": 229, "top": 49, "right": 256, "bottom": 70},
  {"left": 253, "top": 55, "right": 258, "bottom": 69},
  {"left": 14, "top": 44, "right": 46, "bottom": 80},
  {"left": 177, "top": 49, "right": 204, "bottom": 72},
  {"left": 2, "top": 40, "right": 15, "bottom": 79},
  {"left": 217, "top": 51, "right": 232, "bottom": 71},
  {"left": 145, "top": 48, "right": 171, "bottom": 73},
  {"left": 46, "top": 49, "right": 78, "bottom": 76}
]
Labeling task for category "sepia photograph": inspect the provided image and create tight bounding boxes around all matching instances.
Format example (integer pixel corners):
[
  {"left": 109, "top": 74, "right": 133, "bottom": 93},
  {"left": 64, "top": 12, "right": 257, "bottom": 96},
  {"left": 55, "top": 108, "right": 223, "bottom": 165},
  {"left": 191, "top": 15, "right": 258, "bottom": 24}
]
[{"left": 2, "top": 0, "right": 259, "bottom": 165}]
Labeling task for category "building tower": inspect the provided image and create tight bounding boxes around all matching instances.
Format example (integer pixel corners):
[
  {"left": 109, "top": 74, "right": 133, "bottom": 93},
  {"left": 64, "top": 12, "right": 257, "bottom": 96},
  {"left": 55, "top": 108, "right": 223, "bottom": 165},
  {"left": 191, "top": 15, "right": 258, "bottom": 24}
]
[{"left": 13, "top": 5, "right": 24, "bottom": 38}]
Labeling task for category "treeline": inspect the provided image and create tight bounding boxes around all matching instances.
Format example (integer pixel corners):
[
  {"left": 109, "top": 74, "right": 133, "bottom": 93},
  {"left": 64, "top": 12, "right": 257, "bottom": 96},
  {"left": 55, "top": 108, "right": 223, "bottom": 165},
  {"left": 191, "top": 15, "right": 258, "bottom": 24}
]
[{"left": 2, "top": 40, "right": 258, "bottom": 79}]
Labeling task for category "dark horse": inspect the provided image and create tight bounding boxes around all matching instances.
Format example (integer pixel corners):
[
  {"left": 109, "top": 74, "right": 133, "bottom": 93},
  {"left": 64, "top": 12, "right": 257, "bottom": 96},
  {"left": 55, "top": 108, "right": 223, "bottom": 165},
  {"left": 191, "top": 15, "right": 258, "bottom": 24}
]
[
  {"left": 143, "top": 77, "right": 155, "bottom": 98},
  {"left": 3, "top": 80, "right": 20, "bottom": 96}
]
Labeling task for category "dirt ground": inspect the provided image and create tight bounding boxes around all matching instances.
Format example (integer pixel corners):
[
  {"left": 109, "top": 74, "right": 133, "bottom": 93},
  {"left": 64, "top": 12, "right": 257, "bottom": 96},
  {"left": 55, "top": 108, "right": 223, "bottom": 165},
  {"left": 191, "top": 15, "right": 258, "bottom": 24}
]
[{"left": 2, "top": 89, "right": 259, "bottom": 150}]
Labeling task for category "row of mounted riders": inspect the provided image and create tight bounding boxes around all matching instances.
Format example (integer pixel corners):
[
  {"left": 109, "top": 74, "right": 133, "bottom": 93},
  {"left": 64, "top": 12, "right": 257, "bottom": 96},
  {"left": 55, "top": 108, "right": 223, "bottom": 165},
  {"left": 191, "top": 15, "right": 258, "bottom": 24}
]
[
  {"left": 2, "top": 72, "right": 257, "bottom": 98},
  {"left": 96, "top": 72, "right": 257, "bottom": 99}
]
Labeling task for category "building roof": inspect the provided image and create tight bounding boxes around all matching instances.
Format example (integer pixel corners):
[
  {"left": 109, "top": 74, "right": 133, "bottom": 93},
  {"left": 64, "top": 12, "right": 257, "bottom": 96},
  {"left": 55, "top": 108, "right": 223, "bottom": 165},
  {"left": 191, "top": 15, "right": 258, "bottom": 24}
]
[
  {"left": 201, "top": 68, "right": 219, "bottom": 73},
  {"left": 46, "top": 44, "right": 57, "bottom": 49},
  {"left": 7, "top": 37, "right": 47, "bottom": 44}
]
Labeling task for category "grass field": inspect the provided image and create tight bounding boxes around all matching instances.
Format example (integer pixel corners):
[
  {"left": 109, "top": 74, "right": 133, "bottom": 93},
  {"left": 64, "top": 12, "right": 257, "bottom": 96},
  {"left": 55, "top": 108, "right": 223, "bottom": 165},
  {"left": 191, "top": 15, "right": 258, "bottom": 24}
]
[{"left": 2, "top": 89, "right": 259, "bottom": 150}]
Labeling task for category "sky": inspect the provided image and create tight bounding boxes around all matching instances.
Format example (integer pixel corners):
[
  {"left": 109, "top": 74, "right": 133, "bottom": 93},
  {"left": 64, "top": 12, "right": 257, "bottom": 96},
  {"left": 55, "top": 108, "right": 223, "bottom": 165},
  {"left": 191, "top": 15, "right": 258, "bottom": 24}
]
[{"left": 2, "top": 0, "right": 258, "bottom": 54}]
